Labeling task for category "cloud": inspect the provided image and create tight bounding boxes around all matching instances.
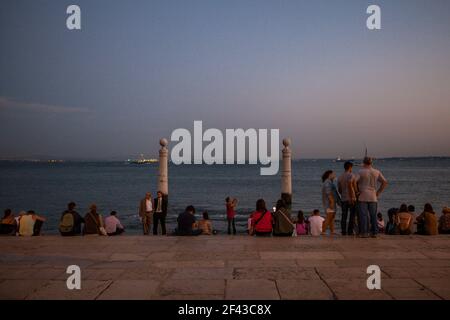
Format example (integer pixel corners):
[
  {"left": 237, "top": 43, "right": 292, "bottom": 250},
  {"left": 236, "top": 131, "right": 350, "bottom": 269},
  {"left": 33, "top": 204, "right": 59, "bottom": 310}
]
[{"left": 0, "top": 96, "right": 92, "bottom": 114}]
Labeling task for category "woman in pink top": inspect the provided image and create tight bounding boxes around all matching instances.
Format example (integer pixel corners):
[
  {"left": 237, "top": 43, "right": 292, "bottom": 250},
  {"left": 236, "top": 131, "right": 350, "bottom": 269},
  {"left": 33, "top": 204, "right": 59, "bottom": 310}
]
[
  {"left": 226, "top": 197, "right": 238, "bottom": 235},
  {"left": 296, "top": 210, "right": 308, "bottom": 235}
]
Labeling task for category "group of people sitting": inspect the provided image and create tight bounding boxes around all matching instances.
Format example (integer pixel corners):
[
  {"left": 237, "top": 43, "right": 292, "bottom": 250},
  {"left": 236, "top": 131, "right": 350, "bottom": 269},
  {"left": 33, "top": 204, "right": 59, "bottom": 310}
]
[
  {"left": 0, "top": 202, "right": 125, "bottom": 237},
  {"left": 2, "top": 201, "right": 450, "bottom": 237},
  {"left": 383, "top": 204, "right": 450, "bottom": 235},
  {"left": 240, "top": 199, "right": 450, "bottom": 237},
  {"left": 0, "top": 209, "right": 46, "bottom": 236}
]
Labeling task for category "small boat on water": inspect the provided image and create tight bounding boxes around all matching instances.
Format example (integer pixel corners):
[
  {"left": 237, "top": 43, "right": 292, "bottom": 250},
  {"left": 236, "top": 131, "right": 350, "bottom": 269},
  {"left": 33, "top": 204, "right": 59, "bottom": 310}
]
[{"left": 127, "top": 154, "right": 158, "bottom": 164}]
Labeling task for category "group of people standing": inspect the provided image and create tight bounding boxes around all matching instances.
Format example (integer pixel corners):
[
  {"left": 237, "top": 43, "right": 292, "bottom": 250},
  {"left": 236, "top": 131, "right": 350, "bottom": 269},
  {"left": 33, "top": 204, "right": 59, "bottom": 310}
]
[
  {"left": 138, "top": 191, "right": 168, "bottom": 235},
  {"left": 243, "top": 156, "right": 449, "bottom": 237},
  {"left": 320, "top": 157, "right": 388, "bottom": 237},
  {"left": 243, "top": 156, "right": 389, "bottom": 238}
]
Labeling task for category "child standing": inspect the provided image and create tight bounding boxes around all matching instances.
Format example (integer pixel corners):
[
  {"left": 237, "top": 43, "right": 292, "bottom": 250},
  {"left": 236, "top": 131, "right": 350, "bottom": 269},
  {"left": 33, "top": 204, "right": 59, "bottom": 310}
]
[{"left": 226, "top": 197, "right": 238, "bottom": 235}]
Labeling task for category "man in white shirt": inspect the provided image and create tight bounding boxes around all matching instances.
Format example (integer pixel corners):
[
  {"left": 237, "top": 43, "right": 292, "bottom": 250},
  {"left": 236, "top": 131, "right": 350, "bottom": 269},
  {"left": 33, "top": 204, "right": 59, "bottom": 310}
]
[
  {"left": 309, "top": 210, "right": 325, "bottom": 236},
  {"left": 139, "top": 192, "right": 153, "bottom": 235},
  {"left": 356, "top": 157, "right": 388, "bottom": 238}
]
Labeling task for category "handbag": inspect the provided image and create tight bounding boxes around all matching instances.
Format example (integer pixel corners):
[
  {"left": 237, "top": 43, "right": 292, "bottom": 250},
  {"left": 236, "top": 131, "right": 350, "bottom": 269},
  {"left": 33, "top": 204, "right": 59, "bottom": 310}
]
[
  {"left": 89, "top": 212, "right": 108, "bottom": 236},
  {"left": 278, "top": 209, "right": 296, "bottom": 237},
  {"left": 249, "top": 211, "right": 268, "bottom": 236}
]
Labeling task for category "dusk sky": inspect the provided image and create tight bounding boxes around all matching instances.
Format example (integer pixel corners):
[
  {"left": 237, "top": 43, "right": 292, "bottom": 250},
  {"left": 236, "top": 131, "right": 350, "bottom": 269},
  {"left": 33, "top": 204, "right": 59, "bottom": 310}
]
[{"left": 1, "top": 0, "right": 449, "bottom": 160}]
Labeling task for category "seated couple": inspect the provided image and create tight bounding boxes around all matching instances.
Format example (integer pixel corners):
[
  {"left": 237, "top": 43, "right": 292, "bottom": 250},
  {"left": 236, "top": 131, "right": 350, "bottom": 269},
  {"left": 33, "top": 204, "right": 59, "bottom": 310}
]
[{"left": 175, "top": 206, "right": 215, "bottom": 236}]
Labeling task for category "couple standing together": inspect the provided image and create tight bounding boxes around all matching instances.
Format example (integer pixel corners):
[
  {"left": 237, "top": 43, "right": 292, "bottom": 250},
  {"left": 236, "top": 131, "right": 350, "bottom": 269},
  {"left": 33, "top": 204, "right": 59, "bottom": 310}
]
[
  {"left": 138, "top": 191, "right": 168, "bottom": 235},
  {"left": 322, "top": 156, "right": 388, "bottom": 237}
]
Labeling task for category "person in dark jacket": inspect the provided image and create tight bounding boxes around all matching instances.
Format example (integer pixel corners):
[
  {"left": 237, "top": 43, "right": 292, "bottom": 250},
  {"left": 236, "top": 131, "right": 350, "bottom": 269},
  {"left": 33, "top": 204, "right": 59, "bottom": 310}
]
[
  {"left": 176, "top": 205, "right": 202, "bottom": 236},
  {"left": 59, "top": 202, "right": 84, "bottom": 236},
  {"left": 153, "top": 191, "right": 168, "bottom": 235}
]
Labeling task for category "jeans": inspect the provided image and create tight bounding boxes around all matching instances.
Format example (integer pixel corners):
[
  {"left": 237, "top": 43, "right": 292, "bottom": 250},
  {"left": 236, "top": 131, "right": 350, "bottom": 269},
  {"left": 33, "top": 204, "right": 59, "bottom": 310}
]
[
  {"left": 358, "top": 202, "right": 378, "bottom": 235},
  {"left": 341, "top": 201, "right": 356, "bottom": 235},
  {"left": 227, "top": 217, "right": 236, "bottom": 235},
  {"left": 153, "top": 212, "right": 166, "bottom": 235}
]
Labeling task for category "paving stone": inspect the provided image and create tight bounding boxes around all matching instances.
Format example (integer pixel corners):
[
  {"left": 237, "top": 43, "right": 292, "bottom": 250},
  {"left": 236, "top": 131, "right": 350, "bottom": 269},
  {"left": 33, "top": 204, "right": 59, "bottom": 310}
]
[
  {"left": 109, "top": 253, "right": 148, "bottom": 261},
  {"left": 381, "top": 267, "right": 450, "bottom": 279},
  {"left": 81, "top": 268, "right": 125, "bottom": 280},
  {"left": 226, "top": 280, "right": 279, "bottom": 300},
  {"left": 381, "top": 279, "right": 441, "bottom": 300},
  {"left": 0, "top": 280, "right": 49, "bottom": 300},
  {"left": 170, "top": 268, "right": 234, "bottom": 280},
  {"left": 413, "top": 259, "right": 450, "bottom": 267},
  {"left": 26, "top": 280, "right": 111, "bottom": 300},
  {"left": 316, "top": 267, "right": 388, "bottom": 280},
  {"left": 416, "top": 278, "right": 450, "bottom": 299},
  {"left": 325, "top": 279, "right": 392, "bottom": 300},
  {"left": 97, "top": 280, "right": 160, "bottom": 300},
  {"left": 334, "top": 259, "right": 419, "bottom": 268},
  {"left": 233, "top": 267, "right": 319, "bottom": 280},
  {"left": 420, "top": 250, "right": 450, "bottom": 259},
  {"left": 276, "top": 279, "right": 334, "bottom": 300},
  {"left": 158, "top": 279, "right": 225, "bottom": 297},
  {"left": 227, "top": 259, "right": 297, "bottom": 268},
  {"left": 1, "top": 235, "right": 449, "bottom": 300},
  {"left": 260, "top": 251, "right": 344, "bottom": 260},
  {"left": 0, "top": 268, "right": 65, "bottom": 280},
  {"left": 341, "top": 251, "right": 428, "bottom": 260},
  {"left": 118, "top": 268, "right": 173, "bottom": 280},
  {"left": 154, "top": 260, "right": 225, "bottom": 268},
  {"left": 296, "top": 260, "right": 338, "bottom": 267},
  {"left": 175, "top": 251, "right": 260, "bottom": 261}
]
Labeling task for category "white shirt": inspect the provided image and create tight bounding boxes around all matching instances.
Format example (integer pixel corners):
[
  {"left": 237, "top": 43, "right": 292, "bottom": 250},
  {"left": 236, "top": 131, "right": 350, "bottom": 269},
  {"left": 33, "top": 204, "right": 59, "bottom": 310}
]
[
  {"left": 145, "top": 199, "right": 153, "bottom": 212},
  {"left": 356, "top": 167, "right": 387, "bottom": 202},
  {"left": 105, "top": 216, "right": 124, "bottom": 234},
  {"left": 155, "top": 197, "right": 162, "bottom": 213},
  {"left": 309, "top": 215, "right": 325, "bottom": 236}
]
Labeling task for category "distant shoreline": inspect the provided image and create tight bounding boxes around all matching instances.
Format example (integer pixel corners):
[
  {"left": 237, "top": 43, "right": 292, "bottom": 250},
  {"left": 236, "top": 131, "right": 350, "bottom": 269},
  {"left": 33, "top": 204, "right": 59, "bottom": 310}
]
[{"left": 1, "top": 156, "right": 450, "bottom": 163}]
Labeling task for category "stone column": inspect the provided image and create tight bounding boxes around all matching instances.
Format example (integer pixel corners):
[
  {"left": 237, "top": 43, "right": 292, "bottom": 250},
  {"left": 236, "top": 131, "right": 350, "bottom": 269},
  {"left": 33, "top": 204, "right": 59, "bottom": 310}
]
[
  {"left": 157, "top": 138, "right": 169, "bottom": 195},
  {"left": 281, "top": 138, "right": 292, "bottom": 213}
]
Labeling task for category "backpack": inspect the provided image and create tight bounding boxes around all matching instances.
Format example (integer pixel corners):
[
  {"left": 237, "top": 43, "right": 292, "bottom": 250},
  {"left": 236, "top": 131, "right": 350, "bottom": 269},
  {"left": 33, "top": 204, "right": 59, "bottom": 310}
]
[{"left": 59, "top": 212, "right": 74, "bottom": 234}]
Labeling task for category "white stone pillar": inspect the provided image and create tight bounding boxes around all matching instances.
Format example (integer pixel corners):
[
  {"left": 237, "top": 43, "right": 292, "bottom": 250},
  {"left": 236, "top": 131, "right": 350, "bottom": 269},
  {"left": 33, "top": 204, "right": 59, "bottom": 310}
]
[
  {"left": 157, "top": 138, "right": 169, "bottom": 195},
  {"left": 281, "top": 138, "right": 292, "bottom": 211}
]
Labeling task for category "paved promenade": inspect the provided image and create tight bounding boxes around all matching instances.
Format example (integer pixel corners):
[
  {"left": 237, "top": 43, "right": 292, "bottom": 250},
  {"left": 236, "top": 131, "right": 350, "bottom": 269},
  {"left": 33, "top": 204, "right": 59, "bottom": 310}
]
[{"left": 1, "top": 235, "right": 449, "bottom": 300}]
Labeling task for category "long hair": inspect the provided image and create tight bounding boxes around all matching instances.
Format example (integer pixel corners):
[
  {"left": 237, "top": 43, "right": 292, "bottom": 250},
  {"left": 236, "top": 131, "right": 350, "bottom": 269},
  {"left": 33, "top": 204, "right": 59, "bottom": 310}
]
[
  {"left": 256, "top": 199, "right": 267, "bottom": 213},
  {"left": 275, "top": 199, "right": 286, "bottom": 211},
  {"left": 321, "top": 170, "right": 333, "bottom": 183},
  {"left": 297, "top": 210, "right": 305, "bottom": 224},
  {"left": 424, "top": 203, "right": 434, "bottom": 213}
]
